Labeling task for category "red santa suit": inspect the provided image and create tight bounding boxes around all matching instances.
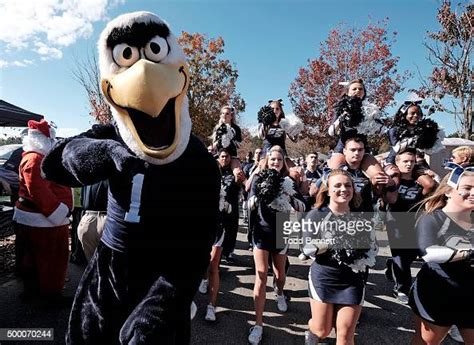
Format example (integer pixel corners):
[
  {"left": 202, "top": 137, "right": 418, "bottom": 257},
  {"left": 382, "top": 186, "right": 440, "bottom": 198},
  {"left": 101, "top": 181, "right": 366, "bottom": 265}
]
[{"left": 13, "top": 119, "right": 72, "bottom": 296}]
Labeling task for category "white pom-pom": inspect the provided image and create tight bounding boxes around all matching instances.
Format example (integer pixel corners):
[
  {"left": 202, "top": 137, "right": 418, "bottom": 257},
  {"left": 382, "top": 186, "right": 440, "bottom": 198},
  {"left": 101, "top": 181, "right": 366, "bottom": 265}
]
[
  {"left": 356, "top": 101, "right": 383, "bottom": 135},
  {"left": 280, "top": 115, "right": 304, "bottom": 137}
]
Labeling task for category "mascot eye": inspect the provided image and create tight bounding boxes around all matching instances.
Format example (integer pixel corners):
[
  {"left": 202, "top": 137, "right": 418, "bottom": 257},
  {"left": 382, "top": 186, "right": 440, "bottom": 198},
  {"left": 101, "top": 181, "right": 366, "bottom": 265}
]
[
  {"left": 144, "top": 36, "right": 169, "bottom": 62},
  {"left": 112, "top": 43, "right": 140, "bottom": 67}
]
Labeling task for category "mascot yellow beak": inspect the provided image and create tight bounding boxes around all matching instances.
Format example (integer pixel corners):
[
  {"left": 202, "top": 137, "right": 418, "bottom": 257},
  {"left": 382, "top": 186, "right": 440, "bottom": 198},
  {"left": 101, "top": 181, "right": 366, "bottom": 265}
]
[{"left": 101, "top": 59, "right": 189, "bottom": 159}]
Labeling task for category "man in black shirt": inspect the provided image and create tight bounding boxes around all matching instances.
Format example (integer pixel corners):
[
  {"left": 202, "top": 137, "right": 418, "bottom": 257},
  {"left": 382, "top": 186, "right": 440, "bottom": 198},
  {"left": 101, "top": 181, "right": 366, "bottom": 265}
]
[{"left": 386, "top": 150, "right": 435, "bottom": 303}]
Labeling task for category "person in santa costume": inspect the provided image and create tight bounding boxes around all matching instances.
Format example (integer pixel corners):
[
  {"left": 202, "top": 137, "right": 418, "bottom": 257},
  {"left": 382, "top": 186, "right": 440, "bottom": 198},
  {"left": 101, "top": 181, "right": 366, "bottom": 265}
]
[{"left": 13, "top": 119, "right": 73, "bottom": 298}]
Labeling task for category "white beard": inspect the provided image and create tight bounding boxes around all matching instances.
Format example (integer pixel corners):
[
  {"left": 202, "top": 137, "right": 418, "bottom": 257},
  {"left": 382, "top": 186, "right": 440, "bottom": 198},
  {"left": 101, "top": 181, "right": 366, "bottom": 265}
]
[{"left": 22, "top": 130, "right": 54, "bottom": 156}]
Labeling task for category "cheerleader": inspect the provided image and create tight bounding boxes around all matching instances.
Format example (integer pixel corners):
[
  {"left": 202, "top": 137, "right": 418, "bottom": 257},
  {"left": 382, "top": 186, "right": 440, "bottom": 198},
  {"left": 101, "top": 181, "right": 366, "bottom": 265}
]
[
  {"left": 327, "top": 79, "right": 388, "bottom": 190},
  {"left": 409, "top": 164, "right": 474, "bottom": 344},
  {"left": 302, "top": 169, "right": 378, "bottom": 345},
  {"left": 247, "top": 145, "right": 305, "bottom": 345},
  {"left": 257, "top": 99, "right": 303, "bottom": 166},
  {"left": 386, "top": 100, "right": 443, "bottom": 195},
  {"left": 211, "top": 105, "right": 243, "bottom": 174},
  {"left": 198, "top": 148, "right": 244, "bottom": 322}
]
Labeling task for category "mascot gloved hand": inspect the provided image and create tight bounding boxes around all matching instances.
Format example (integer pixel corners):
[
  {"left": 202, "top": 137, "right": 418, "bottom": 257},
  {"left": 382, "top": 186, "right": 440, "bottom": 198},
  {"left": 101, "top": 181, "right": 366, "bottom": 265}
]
[
  {"left": 60, "top": 138, "right": 144, "bottom": 183},
  {"left": 42, "top": 11, "right": 220, "bottom": 345}
]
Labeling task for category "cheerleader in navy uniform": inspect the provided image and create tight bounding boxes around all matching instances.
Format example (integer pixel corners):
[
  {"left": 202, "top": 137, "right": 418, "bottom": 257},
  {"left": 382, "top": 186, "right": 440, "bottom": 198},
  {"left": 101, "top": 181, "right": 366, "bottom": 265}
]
[
  {"left": 211, "top": 105, "right": 243, "bottom": 177},
  {"left": 302, "top": 169, "right": 378, "bottom": 345},
  {"left": 247, "top": 145, "right": 305, "bottom": 344},
  {"left": 409, "top": 165, "right": 474, "bottom": 345},
  {"left": 386, "top": 100, "right": 443, "bottom": 195},
  {"left": 211, "top": 106, "right": 242, "bottom": 157},
  {"left": 198, "top": 148, "right": 245, "bottom": 322},
  {"left": 327, "top": 79, "right": 388, "bottom": 189},
  {"left": 257, "top": 99, "right": 303, "bottom": 168}
]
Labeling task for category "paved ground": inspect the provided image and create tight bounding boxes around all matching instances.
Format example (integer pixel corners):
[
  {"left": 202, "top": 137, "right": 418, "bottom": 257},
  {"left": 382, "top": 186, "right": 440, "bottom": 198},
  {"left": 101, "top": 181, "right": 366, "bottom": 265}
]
[{"left": 0, "top": 218, "right": 458, "bottom": 345}]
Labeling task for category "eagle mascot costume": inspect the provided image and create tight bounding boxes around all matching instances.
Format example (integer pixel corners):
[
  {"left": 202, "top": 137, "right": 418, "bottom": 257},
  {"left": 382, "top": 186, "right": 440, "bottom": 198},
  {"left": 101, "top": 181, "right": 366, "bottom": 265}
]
[{"left": 42, "top": 11, "right": 220, "bottom": 344}]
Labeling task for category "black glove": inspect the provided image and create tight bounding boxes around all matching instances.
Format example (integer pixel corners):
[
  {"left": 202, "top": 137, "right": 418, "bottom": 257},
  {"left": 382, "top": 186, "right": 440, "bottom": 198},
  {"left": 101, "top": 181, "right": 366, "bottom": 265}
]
[
  {"left": 468, "top": 249, "right": 474, "bottom": 267},
  {"left": 101, "top": 140, "right": 145, "bottom": 177},
  {"left": 61, "top": 138, "right": 145, "bottom": 184}
]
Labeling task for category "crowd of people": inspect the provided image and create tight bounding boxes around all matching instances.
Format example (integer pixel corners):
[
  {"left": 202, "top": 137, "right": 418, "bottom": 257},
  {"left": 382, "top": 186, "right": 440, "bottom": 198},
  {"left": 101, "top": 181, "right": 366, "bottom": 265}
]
[{"left": 2, "top": 79, "right": 473, "bottom": 345}]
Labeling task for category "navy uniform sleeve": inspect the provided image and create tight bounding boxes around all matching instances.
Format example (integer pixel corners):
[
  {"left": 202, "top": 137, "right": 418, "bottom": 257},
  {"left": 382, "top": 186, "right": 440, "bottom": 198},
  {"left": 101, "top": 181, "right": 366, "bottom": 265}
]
[
  {"left": 416, "top": 213, "right": 440, "bottom": 256},
  {"left": 302, "top": 209, "right": 328, "bottom": 257},
  {"left": 233, "top": 124, "right": 242, "bottom": 143},
  {"left": 388, "top": 128, "right": 399, "bottom": 146}
]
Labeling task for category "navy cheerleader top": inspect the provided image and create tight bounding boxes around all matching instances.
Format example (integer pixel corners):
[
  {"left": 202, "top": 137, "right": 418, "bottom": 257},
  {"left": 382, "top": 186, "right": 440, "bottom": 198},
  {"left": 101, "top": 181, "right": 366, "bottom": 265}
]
[{"left": 416, "top": 209, "right": 474, "bottom": 284}]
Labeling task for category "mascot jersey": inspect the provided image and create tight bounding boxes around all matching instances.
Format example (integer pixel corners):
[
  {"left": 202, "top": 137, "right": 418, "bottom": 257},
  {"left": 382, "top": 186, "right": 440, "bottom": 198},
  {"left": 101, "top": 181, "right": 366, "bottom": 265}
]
[{"left": 44, "top": 124, "right": 219, "bottom": 252}]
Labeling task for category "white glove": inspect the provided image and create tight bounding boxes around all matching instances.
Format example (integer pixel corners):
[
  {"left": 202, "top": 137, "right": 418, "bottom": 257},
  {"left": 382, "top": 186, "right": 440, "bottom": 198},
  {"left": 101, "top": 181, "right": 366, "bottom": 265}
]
[
  {"left": 316, "top": 242, "right": 330, "bottom": 254},
  {"left": 292, "top": 198, "right": 306, "bottom": 212},
  {"left": 303, "top": 241, "right": 330, "bottom": 258},
  {"left": 248, "top": 195, "right": 258, "bottom": 211},
  {"left": 224, "top": 202, "right": 232, "bottom": 214}
]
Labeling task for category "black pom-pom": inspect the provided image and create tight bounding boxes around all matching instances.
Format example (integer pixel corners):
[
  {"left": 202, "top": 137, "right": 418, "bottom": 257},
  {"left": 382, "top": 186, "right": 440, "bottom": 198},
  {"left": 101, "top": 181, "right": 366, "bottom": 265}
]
[
  {"left": 334, "top": 95, "right": 364, "bottom": 128},
  {"left": 214, "top": 123, "right": 229, "bottom": 150},
  {"left": 257, "top": 105, "right": 276, "bottom": 126},
  {"left": 221, "top": 174, "right": 234, "bottom": 202},
  {"left": 330, "top": 214, "right": 373, "bottom": 265},
  {"left": 413, "top": 119, "right": 440, "bottom": 149},
  {"left": 254, "top": 169, "right": 282, "bottom": 206}
]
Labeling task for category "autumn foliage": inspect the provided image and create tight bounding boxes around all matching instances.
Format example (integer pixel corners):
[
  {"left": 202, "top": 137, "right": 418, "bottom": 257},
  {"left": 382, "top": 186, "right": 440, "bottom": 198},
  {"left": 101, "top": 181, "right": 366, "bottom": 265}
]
[
  {"left": 73, "top": 52, "right": 112, "bottom": 124},
  {"left": 178, "top": 32, "right": 245, "bottom": 143},
  {"left": 414, "top": 1, "right": 473, "bottom": 139},
  {"left": 289, "top": 19, "right": 410, "bottom": 149}
]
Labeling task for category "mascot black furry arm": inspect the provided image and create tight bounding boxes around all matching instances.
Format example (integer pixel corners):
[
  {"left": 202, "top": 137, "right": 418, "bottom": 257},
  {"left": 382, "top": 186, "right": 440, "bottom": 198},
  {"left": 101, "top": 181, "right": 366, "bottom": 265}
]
[{"left": 42, "top": 12, "right": 220, "bottom": 345}]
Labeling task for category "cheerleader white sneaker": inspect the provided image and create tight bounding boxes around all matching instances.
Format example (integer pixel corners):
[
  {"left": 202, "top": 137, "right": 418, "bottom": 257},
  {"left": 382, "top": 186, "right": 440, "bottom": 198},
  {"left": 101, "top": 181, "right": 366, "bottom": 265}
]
[
  {"left": 204, "top": 304, "right": 216, "bottom": 322},
  {"left": 190, "top": 301, "right": 197, "bottom": 320},
  {"left": 248, "top": 325, "right": 263, "bottom": 344},
  {"left": 305, "top": 330, "right": 319, "bottom": 345},
  {"left": 198, "top": 279, "right": 208, "bottom": 294},
  {"left": 276, "top": 294, "right": 288, "bottom": 312},
  {"left": 395, "top": 292, "right": 409, "bottom": 304},
  {"left": 448, "top": 325, "right": 463, "bottom": 343}
]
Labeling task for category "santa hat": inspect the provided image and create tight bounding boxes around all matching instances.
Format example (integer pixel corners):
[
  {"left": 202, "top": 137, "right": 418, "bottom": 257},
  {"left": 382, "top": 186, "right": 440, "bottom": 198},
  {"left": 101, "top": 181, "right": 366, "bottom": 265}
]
[{"left": 28, "top": 119, "right": 53, "bottom": 138}]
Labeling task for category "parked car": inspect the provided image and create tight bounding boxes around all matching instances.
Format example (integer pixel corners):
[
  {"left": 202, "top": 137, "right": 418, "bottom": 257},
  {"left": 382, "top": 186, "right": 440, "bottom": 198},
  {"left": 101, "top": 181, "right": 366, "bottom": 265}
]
[
  {"left": 0, "top": 144, "right": 22, "bottom": 202},
  {"left": 0, "top": 144, "right": 22, "bottom": 166}
]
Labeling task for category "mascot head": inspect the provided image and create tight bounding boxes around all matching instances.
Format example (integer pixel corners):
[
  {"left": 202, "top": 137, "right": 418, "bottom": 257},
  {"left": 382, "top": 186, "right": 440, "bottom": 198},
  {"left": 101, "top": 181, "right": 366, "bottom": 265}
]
[{"left": 98, "top": 11, "right": 191, "bottom": 164}]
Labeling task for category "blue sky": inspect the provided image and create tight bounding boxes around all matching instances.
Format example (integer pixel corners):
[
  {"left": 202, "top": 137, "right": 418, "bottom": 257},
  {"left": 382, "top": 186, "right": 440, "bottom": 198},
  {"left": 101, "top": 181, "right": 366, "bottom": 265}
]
[{"left": 0, "top": 0, "right": 468, "bottom": 137}]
